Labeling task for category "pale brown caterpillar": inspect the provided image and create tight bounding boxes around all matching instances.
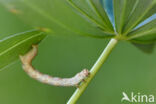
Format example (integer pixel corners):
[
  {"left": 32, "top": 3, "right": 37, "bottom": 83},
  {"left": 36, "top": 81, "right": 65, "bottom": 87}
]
[{"left": 19, "top": 45, "right": 89, "bottom": 87}]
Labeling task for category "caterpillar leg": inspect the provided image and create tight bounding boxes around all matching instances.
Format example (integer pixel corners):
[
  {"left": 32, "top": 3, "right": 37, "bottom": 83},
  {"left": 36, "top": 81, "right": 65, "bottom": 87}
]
[{"left": 19, "top": 45, "right": 90, "bottom": 87}]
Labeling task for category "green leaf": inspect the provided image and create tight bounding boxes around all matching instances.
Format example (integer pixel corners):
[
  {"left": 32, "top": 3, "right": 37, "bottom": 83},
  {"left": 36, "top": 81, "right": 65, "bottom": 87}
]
[
  {"left": 130, "top": 34, "right": 156, "bottom": 44},
  {"left": 112, "top": 0, "right": 156, "bottom": 53},
  {"left": 0, "top": 0, "right": 115, "bottom": 38},
  {"left": 67, "top": 0, "right": 114, "bottom": 33},
  {"left": 128, "top": 19, "right": 156, "bottom": 41},
  {"left": 132, "top": 43, "right": 155, "bottom": 53},
  {"left": 0, "top": 30, "right": 46, "bottom": 70},
  {"left": 130, "top": 33, "right": 156, "bottom": 53},
  {"left": 140, "top": 3, "right": 156, "bottom": 22},
  {"left": 122, "top": 0, "right": 156, "bottom": 34},
  {"left": 113, "top": 0, "right": 138, "bottom": 34},
  {"left": 113, "top": 0, "right": 156, "bottom": 35}
]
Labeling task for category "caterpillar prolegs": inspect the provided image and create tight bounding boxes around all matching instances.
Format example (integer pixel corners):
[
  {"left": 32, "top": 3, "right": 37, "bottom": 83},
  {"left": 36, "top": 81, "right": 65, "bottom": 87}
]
[{"left": 19, "top": 45, "right": 90, "bottom": 87}]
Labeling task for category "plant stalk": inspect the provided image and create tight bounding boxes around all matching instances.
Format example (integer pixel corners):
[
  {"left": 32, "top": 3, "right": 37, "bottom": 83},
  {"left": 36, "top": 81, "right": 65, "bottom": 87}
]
[{"left": 67, "top": 38, "right": 118, "bottom": 104}]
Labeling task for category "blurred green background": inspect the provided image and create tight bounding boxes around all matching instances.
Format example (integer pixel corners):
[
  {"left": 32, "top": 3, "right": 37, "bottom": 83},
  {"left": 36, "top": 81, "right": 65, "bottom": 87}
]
[{"left": 0, "top": 2, "right": 156, "bottom": 104}]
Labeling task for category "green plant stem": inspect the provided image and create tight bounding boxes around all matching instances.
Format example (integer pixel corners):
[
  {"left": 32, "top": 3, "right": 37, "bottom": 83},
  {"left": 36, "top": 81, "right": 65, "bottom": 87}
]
[{"left": 67, "top": 38, "right": 118, "bottom": 104}]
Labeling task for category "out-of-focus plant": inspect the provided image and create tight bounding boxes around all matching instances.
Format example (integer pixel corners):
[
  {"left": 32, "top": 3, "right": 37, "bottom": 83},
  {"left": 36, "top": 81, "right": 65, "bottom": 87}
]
[{"left": 0, "top": 0, "right": 155, "bottom": 104}]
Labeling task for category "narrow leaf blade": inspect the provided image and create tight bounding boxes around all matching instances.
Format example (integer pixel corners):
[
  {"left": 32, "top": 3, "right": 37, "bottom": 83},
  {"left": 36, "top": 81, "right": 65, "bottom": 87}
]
[
  {"left": 0, "top": 30, "right": 46, "bottom": 70},
  {"left": 0, "top": 0, "right": 114, "bottom": 38},
  {"left": 113, "top": 0, "right": 137, "bottom": 34},
  {"left": 67, "top": 0, "right": 114, "bottom": 33},
  {"left": 128, "top": 19, "right": 156, "bottom": 41},
  {"left": 123, "top": 0, "right": 156, "bottom": 34}
]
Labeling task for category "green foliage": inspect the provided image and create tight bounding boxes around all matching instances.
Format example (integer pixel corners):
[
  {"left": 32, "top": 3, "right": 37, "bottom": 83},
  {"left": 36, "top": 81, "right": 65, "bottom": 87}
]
[
  {"left": 0, "top": 0, "right": 155, "bottom": 40},
  {"left": 0, "top": 30, "right": 46, "bottom": 70},
  {"left": 67, "top": 0, "right": 114, "bottom": 33},
  {"left": 0, "top": 0, "right": 112, "bottom": 38},
  {"left": 0, "top": 0, "right": 155, "bottom": 68},
  {"left": 68, "top": 0, "right": 156, "bottom": 52},
  {"left": 0, "top": 1, "right": 155, "bottom": 103}
]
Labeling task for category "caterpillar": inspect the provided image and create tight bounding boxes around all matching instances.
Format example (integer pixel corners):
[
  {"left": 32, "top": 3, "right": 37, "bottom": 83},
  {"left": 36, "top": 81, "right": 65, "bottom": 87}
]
[{"left": 19, "top": 45, "right": 90, "bottom": 87}]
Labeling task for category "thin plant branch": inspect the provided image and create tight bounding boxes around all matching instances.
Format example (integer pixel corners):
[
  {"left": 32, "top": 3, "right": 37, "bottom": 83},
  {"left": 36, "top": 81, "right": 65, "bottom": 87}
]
[
  {"left": 67, "top": 38, "right": 118, "bottom": 104},
  {"left": 19, "top": 45, "right": 90, "bottom": 87}
]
